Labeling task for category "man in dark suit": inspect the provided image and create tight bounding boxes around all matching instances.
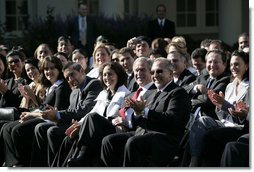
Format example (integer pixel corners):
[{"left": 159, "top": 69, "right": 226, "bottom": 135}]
[
  {"left": 62, "top": 57, "right": 156, "bottom": 167},
  {"left": 118, "top": 47, "right": 138, "bottom": 92},
  {"left": 68, "top": 3, "right": 96, "bottom": 57},
  {"left": 167, "top": 48, "right": 196, "bottom": 87},
  {"left": 30, "top": 62, "right": 102, "bottom": 166},
  {"left": 100, "top": 57, "right": 191, "bottom": 167},
  {"left": 181, "top": 50, "right": 230, "bottom": 167},
  {"left": 147, "top": 4, "right": 176, "bottom": 41},
  {"left": 185, "top": 49, "right": 230, "bottom": 120}
]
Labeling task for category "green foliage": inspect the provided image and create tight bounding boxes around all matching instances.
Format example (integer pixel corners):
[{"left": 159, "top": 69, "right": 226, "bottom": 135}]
[
  {"left": 0, "top": 21, "right": 6, "bottom": 44},
  {"left": 94, "top": 14, "right": 151, "bottom": 48},
  {"left": 3, "top": 7, "right": 201, "bottom": 56},
  {"left": 22, "top": 6, "right": 68, "bottom": 57}
]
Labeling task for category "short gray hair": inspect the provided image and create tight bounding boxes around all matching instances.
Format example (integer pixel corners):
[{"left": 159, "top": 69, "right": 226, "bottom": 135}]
[
  {"left": 133, "top": 57, "right": 153, "bottom": 71},
  {"left": 153, "top": 57, "right": 173, "bottom": 72}
]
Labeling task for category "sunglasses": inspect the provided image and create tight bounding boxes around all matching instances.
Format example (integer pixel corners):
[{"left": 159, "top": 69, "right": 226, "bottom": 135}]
[
  {"left": 8, "top": 59, "right": 20, "bottom": 65},
  {"left": 151, "top": 69, "right": 164, "bottom": 75}
]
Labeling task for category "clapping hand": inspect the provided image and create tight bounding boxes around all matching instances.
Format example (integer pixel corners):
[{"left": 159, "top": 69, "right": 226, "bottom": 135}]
[
  {"left": 126, "top": 37, "right": 137, "bottom": 49},
  {"left": 41, "top": 105, "right": 58, "bottom": 122},
  {"left": 19, "top": 111, "right": 42, "bottom": 123},
  {"left": 0, "top": 79, "right": 7, "bottom": 94},
  {"left": 65, "top": 119, "right": 80, "bottom": 139},
  {"left": 208, "top": 90, "right": 225, "bottom": 109},
  {"left": 228, "top": 101, "right": 249, "bottom": 119},
  {"left": 125, "top": 96, "right": 146, "bottom": 116}
]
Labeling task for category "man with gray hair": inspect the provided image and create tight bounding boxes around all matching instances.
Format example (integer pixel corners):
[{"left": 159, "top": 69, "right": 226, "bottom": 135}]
[{"left": 101, "top": 57, "right": 191, "bottom": 167}]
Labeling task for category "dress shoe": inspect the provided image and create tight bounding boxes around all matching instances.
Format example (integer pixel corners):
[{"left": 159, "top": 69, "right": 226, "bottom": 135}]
[
  {"left": 67, "top": 157, "right": 85, "bottom": 167},
  {"left": 67, "top": 153, "right": 91, "bottom": 167}
]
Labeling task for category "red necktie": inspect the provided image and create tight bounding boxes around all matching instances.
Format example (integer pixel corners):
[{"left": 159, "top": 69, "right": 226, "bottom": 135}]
[{"left": 119, "top": 87, "right": 143, "bottom": 119}]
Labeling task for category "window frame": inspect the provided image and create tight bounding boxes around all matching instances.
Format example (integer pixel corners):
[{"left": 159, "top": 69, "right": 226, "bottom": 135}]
[{"left": 176, "top": 0, "right": 218, "bottom": 34}]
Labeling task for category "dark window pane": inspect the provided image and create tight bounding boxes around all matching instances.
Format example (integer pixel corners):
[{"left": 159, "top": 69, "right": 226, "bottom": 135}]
[
  {"left": 124, "top": 0, "right": 129, "bottom": 14},
  {"left": 216, "top": 12, "right": 219, "bottom": 25},
  {"left": 206, "top": 0, "right": 215, "bottom": 11},
  {"left": 6, "top": 16, "right": 17, "bottom": 31},
  {"left": 177, "top": 14, "right": 186, "bottom": 27},
  {"left": 216, "top": 0, "right": 219, "bottom": 10},
  {"left": 6, "top": 1, "right": 16, "bottom": 14},
  {"left": 206, "top": 13, "right": 215, "bottom": 26},
  {"left": 18, "top": 1, "right": 28, "bottom": 14},
  {"left": 188, "top": 0, "right": 196, "bottom": 11},
  {"left": 187, "top": 13, "right": 196, "bottom": 26},
  {"left": 177, "top": 0, "right": 185, "bottom": 12}
]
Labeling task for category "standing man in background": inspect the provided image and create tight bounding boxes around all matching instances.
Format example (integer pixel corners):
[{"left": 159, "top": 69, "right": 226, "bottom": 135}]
[
  {"left": 147, "top": 4, "right": 176, "bottom": 41},
  {"left": 68, "top": 3, "right": 96, "bottom": 57}
]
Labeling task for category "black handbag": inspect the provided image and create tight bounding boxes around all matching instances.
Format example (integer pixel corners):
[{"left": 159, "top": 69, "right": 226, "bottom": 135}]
[{"left": 0, "top": 107, "right": 19, "bottom": 121}]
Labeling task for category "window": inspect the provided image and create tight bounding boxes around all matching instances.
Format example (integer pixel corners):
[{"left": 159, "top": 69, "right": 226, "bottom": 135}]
[
  {"left": 5, "top": 0, "right": 29, "bottom": 32},
  {"left": 176, "top": 0, "right": 197, "bottom": 27},
  {"left": 176, "top": 0, "right": 219, "bottom": 34},
  {"left": 205, "top": 0, "right": 218, "bottom": 26}
]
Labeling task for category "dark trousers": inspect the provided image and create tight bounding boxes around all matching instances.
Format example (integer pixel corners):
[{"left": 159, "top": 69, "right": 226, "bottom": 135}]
[
  {"left": 30, "top": 122, "right": 55, "bottom": 167},
  {"left": 202, "top": 127, "right": 246, "bottom": 166},
  {"left": 101, "top": 131, "right": 178, "bottom": 167},
  {"left": 101, "top": 132, "right": 134, "bottom": 167},
  {"left": 2, "top": 118, "right": 44, "bottom": 166},
  {"left": 123, "top": 132, "right": 178, "bottom": 167},
  {"left": 52, "top": 112, "right": 116, "bottom": 167},
  {"left": 47, "top": 124, "right": 70, "bottom": 166},
  {"left": 51, "top": 136, "right": 77, "bottom": 167},
  {"left": 220, "top": 141, "right": 249, "bottom": 167}
]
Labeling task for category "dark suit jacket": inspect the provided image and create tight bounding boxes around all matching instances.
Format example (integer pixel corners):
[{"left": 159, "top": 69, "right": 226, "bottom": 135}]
[
  {"left": 129, "top": 84, "right": 157, "bottom": 129},
  {"left": 147, "top": 18, "right": 176, "bottom": 40},
  {"left": 68, "top": 16, "right": 96, "bottom": 56},
  {"left": 57, "top": 77, "right": 102, "bottom": 125},
  {"left": 40, "top": 80, "right": 71, "bottom": 111},
  {"left": 142, "top": 81, "right": 191, "bottom": 141},
  {"left": 127, "top": 73, "right": 138, "bottom": 93},
  {"left": 176, "top": 69, "right": 196, "bottom": 87},
  {"left": 187, "top": 73, "right": 231, "bottom": 119},
  {"left": 0, "top": 77, "right": 29, "bottom": 108}
]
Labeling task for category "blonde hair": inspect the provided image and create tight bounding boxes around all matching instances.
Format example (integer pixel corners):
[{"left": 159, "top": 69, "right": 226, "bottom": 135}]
[
  {"left": 171, "top": 36, "right": 187, "bottom": 52},
  {"left": 92, "top": 43, "right": 111, "bottom": 68},
  {"left": 166, "top": 42, "right": 191, "bottom": 66}
]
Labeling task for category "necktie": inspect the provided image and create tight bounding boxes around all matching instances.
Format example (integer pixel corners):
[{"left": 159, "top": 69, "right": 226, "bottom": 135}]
[
  {"left": 119, "top": 87, "right": 143, "bottom": 119},
  {"left": 159, "top": 20, "right": 163, "bottom": 31},
  {"left": 207, "top": 78, "right": 215, "bottom": 89},
  {"left": 81, "top": 18, "right": 87, "bottom": 46},
  {"left": 151, "top": 90, "right": 161, "bottom": 105}
]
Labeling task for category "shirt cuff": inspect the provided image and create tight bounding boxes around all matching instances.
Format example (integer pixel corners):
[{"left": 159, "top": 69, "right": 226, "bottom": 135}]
[
  {"left": 192, "top": 85, "right": 198, "bottom": 94},
  {"left": 56, "top": 111, "right": 61, "bottom": 120}
]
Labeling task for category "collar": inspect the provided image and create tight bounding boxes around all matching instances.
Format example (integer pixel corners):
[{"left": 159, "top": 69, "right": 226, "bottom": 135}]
[
  {"left": 79, "top": 77, "right": 87, "bottom": 91},
  {"left": 158, "top": 80, "right": 173, "bottom": 92},
  {"left": 141, "top": 82, "right": 154, "bottom": 92}
]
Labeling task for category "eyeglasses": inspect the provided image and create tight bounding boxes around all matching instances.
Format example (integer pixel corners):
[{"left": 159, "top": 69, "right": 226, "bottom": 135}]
[
  {"left": 112, "top": 58, "right": 119, "bottom": 63},
  {"left": 151, "top": 69, "right": 164, "bottom": 75},
  {"left": 8, "top": 59, "right": 20, "bottom": 65}
]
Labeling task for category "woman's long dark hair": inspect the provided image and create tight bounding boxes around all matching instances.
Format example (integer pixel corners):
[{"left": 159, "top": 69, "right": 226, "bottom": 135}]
[
  {"left": 39, "top": 55, "right": 64, "bottom": 88},
  {"left": 231, "top": 50, "right": 249, "bottom": 81},
  {"left": 99, "top": 62, "right": 128, "bottom": 92}
]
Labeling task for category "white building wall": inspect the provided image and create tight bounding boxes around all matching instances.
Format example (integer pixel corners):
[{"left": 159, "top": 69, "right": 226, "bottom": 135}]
[
  {"left": 219, "top": 0, "right": 243, "bottom": 46},
  {"left": 35, "top": 0, "right": 78, "bottom": 20},
  {"left": 98, "top": 0, "right": 124, "bottom": 18}
]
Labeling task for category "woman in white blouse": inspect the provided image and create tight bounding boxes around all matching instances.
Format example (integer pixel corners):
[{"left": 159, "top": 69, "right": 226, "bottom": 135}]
[{"left": 53, "top": 62, "right": 131, "bottom": 167}]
